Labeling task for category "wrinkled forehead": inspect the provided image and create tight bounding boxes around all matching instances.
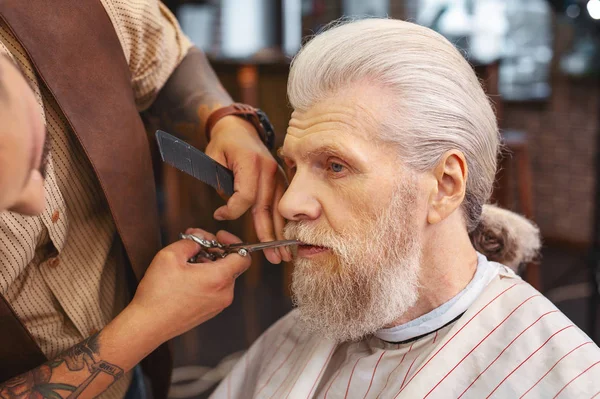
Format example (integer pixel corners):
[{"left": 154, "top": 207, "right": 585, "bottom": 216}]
[{"left": 282, "top": 83, "right": 391, "bottom": 160}]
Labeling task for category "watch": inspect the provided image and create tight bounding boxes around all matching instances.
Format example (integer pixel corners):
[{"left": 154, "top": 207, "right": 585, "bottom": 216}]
[{"left": 205, "top": 103, "right": 275, "bottom": 150}]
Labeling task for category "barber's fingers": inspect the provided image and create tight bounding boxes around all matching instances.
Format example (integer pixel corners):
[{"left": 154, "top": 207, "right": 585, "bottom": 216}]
[
  {"left": 214, "top": 231, "right": 253, "bottom": 276},
  {"left": 161, "top": 239, "right": 203, "bottom": 263},
  {"left": 213, "top": 157, "right": 259, "bottom": 221},
  {"left": 176, "top": 229, "right": 249, "bottom": 280},
  {"left": 251, "top": 162, "right": 281, "bottom": 264},
  {"left": 181, "top": 229, "right": 246, "bottom": 267},
  {"left": 215, "top": 230, "right": 242, "bottom": 245},
  {"left": 208, "top": 231, "right": 251, "bottom": 279},
  {"left": 273, "top": 182, "right": 292, "bottom": 262},
  {"left": 184, "top": 228, "right": 217, "bottom": 240},
  {"left": 212, "top": 157, "right": 286, "bottom": 264},
  {"left": 175, "top": 228, "right": 219, "bottom": 263},
  {"left": 209, "top": 251, "right": 252, "bottom": 282}
]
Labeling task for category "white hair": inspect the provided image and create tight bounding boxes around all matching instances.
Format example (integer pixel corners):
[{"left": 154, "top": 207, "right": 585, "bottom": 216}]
[{"left": 288, "top": 18, "right": 500, "bottom": 231}]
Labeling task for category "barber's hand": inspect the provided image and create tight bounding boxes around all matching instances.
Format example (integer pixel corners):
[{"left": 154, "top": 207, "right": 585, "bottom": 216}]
[
  {"left": 129, "top": 228, "right": 251, "bottom": 343},
  {"left": 205, "top": 115, "right": 291, "bottom": 264}
]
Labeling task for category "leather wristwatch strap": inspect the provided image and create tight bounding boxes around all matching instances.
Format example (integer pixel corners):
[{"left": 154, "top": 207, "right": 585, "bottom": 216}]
[{"left": 205, "top": 103, "right": 274, "bottom": 149}]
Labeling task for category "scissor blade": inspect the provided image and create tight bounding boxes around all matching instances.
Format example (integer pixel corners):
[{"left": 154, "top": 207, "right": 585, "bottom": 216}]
[
  {"left": 226, "top": 239, "right": 302, "bottom": 253},
  {"left": 156, "top": 130, "right": 234, "bottom": 196}
]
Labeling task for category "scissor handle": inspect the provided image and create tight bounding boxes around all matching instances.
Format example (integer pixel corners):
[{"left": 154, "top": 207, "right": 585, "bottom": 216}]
[{"left": 179, "top": 233, "right": 221, "bottom": 248}]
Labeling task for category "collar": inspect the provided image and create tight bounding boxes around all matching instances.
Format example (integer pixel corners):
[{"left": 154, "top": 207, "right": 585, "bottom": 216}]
[{"left": 374, "top": 253, "right": 500, "bottom": 343}]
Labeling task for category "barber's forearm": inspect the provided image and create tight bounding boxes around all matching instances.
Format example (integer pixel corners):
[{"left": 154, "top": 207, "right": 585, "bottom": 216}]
[
  {"left": 147, "top": 47, "right": 233, "bottom": 146},
  {"left": 0, "top": 305, "right": 163, "bottom": 399},
  {"left": 95, "top": 303, "right": 167, "bottom": 372}
]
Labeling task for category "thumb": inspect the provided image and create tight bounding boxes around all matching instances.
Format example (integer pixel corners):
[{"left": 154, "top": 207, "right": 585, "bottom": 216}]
[{"left": 212, "top": 253, "right": 252, "bottom": 279}]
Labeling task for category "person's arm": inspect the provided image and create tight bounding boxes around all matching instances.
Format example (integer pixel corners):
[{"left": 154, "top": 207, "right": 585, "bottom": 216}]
[
  {"left": 0, "top": 313, "right": 151, "bottom": 399},
  {"left": 0, "top": 229, "right": 249, "bottom": 399},
  {"left": 146, "top": 47, "right": 232, "bottom": 142},
  {"left": 146, "top": 47, "right": 291, "bottom": 265}
]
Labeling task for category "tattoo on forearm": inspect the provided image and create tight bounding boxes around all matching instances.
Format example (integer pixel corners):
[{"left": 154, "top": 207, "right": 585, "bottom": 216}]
[
  {"left": 0, "top": 331, "right": 124, "bottom": 399},
  {"left": 144, "top": 46, "right": 233, "bottom": 144}
]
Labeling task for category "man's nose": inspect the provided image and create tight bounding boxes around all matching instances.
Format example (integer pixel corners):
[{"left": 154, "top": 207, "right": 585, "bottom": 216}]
[{"left": 278, "top": 177, "right": 321, "bottom": 221}]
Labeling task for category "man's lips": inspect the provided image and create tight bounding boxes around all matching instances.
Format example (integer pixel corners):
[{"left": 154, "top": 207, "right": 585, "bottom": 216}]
[{"left": 297, "top": 243, "right": 330, "bottom": 257}]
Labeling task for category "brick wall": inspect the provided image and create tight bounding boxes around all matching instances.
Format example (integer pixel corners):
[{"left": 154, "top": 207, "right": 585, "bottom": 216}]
[{"left": 501, "top": 21, "right": 600, "bottom": 245}]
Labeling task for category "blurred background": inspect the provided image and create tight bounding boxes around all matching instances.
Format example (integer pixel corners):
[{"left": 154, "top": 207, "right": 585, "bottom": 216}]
[{"left": 147, "top": 1, "right": 600, "bottom": 397}]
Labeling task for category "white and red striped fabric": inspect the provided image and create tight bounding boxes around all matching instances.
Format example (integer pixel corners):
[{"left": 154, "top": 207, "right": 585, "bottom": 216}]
[{"left": 212, "top": 261, "right": 600, "bottom": 398}]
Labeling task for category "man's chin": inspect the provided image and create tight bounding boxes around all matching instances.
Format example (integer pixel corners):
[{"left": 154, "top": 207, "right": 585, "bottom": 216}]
[{"left": 294, "top": 307, "right": 383, "bottom": 343}]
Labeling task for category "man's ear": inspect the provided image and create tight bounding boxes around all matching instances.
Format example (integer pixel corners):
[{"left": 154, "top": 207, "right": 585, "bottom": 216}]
[{"left": 426, "top": 150, "right": 468, "bottom": 225}]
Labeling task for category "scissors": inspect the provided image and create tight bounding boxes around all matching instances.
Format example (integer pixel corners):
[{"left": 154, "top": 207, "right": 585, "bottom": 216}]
[{"left": 179, "top": 233, "right": 301, "bottom": 262}]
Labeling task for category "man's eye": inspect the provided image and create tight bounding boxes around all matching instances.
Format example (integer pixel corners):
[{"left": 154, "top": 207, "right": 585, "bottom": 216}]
[{"left": 330, "top": 162, "right": 345, "bottom": 173}]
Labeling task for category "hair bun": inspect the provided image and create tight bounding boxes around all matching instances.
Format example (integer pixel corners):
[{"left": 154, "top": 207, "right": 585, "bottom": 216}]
[{"left": 469, "top": 204, "right": 541, "bottom": 271}]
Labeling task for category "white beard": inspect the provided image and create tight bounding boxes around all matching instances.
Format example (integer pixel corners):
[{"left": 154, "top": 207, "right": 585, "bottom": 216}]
[{"left": 284, "top": 181, "right": 422, "bottom": 343}]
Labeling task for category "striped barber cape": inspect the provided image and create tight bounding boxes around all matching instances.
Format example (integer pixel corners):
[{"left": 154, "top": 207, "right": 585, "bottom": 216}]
[{"left": 213, "top": 258, "right": 600, "bottom": 399}]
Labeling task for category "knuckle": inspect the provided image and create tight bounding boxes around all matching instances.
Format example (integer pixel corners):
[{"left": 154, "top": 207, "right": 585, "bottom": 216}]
[
  {"left": 214, "top": 270, "right": 233, "bottom": 289},
  {"left": 242, "top": 153, "right": 261, "bottom": 170},
  {"left": 157, "top": 250, "right": 177, "bottom": 265},
  {"left": 211, "top": 276, "right": 228, "bottom": 291},
  {"left": 238, "top": 192, "right": 255, "bottom": 205},
  {"left": 240, "top": 258, "right": 252, "bottom": 271},
  {"left": 263, "top": 160, "right": 278, "bottom": 176},
  {"left": 221, "top": 293, "right": 234, "bottom": 308},
  {"left": 251, "top": 204, "right": 273, "bottom": 217},
  {"left": 188, "top": 228, "right": 210, "bottom": 238},
  {"left": 251, "top": 154, "right": 262, "bottom": 168}
]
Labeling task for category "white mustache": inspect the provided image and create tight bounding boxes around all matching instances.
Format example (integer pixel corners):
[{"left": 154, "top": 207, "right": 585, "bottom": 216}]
[{"left": 283, "top": 222, "right": 347, "bottom": 250}]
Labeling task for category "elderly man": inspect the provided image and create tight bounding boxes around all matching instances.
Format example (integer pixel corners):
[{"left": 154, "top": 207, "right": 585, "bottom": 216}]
[{"left": 212, "top": 19, "right": 600, "bottom": 398}]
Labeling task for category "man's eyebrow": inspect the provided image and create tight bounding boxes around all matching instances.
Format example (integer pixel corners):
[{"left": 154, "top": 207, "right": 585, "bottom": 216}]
[
  {"left": 278, "top": 144, "right": 350, "bottom": 162},
  {"left": 305, "top": 145, "right": 347, "bottom": 159}
]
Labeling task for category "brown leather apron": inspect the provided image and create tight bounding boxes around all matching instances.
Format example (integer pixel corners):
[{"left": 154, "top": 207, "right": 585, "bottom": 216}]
[{"left": 0, "top": 1, "right": 171, "bottom": 397}]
